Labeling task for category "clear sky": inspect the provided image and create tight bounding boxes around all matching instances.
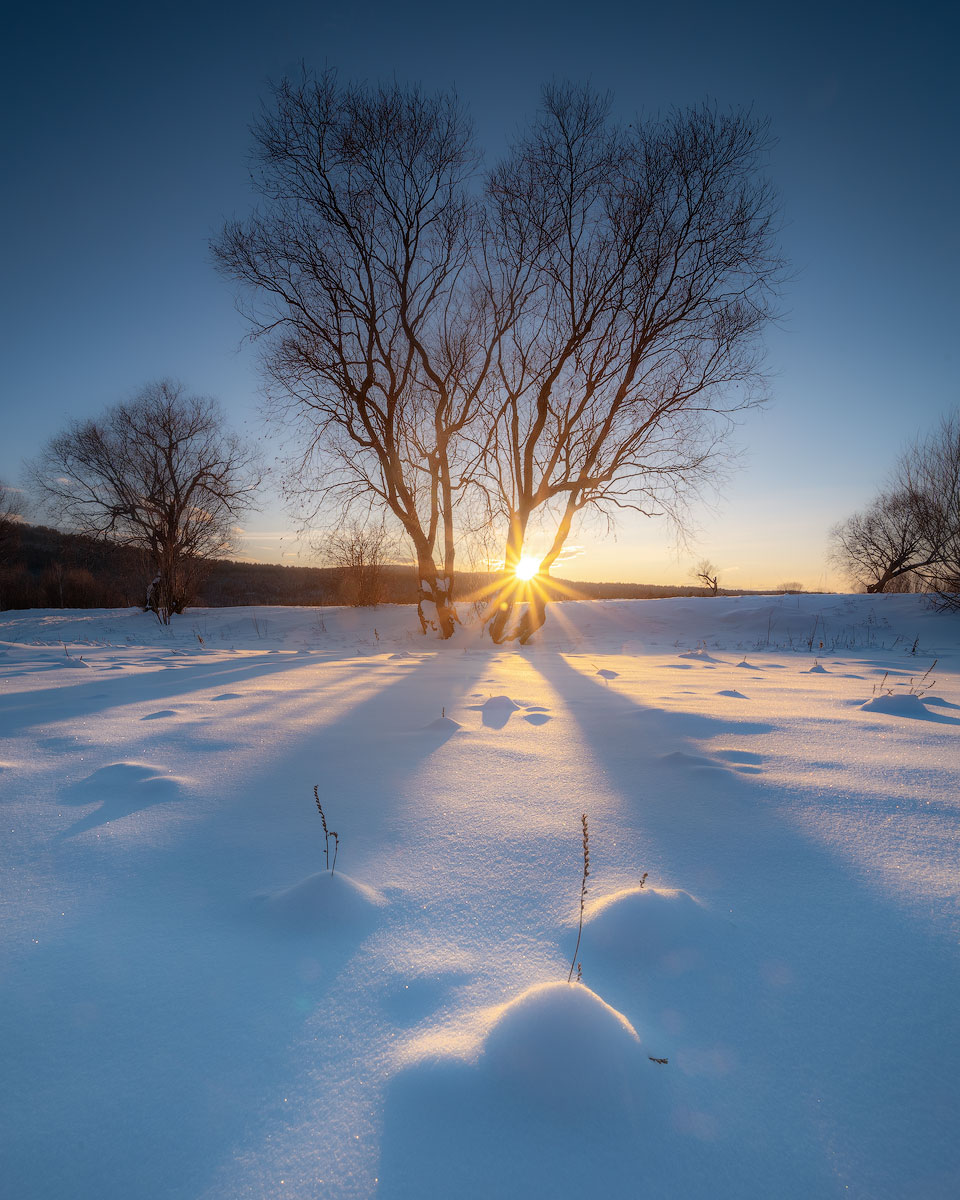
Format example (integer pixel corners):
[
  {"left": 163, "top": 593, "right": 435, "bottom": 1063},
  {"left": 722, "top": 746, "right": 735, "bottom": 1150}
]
[{"left": 2, "top": 0, "right": 957, "bottom": 589}]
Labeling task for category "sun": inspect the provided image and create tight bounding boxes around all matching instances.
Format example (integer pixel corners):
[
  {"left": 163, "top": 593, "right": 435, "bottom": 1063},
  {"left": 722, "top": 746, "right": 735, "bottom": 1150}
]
[{"left": 514, "top": 555, "right": 541, "bottom": 582}]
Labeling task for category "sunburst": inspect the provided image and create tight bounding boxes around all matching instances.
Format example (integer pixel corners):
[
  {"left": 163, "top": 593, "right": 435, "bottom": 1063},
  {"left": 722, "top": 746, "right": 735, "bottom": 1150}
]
[{"left": 514, "top": 555, "right": 541, "bottom": 581}]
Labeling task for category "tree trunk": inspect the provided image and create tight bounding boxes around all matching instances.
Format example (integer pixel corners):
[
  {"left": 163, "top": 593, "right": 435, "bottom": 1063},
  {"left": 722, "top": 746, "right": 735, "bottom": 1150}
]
[
  {"left": 486, "top": 501, "right": 575, "bottom": 644},
  {"left": 486, "top": 513, "right": 529, "bottom": 644},
  {"left": 416, "top": 565, "right": 459, "bottom": 639}
]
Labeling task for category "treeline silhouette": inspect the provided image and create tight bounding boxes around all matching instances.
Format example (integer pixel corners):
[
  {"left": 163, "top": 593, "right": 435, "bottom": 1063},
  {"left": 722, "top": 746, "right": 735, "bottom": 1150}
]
[{"left": 0, "top": 522, "right": 793, "bottom": 612}]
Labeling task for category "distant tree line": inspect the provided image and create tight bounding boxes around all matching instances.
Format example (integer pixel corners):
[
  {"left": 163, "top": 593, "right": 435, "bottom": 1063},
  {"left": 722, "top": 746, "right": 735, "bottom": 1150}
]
[
  {"left": 830, "top": 413, "right": 960, "bottom": 608},
  {"left": 0, "top": 518, "right": 800, "bottom": 612}
]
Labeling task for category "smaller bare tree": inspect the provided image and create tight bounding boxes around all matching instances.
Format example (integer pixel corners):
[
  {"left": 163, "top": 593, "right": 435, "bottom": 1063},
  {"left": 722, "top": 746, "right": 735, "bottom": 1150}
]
[
  {"left": 30, "top": 381, "right": 261, "bottom": 623},
  {"left": 830, "top": 490, "right": 937, "bottom": 593},
  {"left": 322, "top": 521, "right": 395, "bottom": 607},
  {"left": 693, "top": 559, "right": 720, "bottom": 595},
  {"left": 902, "top": 413, "right": 960, "bottom": 609},
  {"left": 0, "top": 482, "right": 24, "bottom": 565}
]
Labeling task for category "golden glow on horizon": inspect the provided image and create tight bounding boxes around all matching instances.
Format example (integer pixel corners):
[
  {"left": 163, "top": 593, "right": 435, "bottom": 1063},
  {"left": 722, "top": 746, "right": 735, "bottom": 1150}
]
[{"left": 513, "top": 555, "right": 541, "bottom": 582}]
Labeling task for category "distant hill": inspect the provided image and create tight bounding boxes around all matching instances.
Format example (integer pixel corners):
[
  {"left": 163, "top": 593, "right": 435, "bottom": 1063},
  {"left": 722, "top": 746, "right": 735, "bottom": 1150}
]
[{"left": 0, "top": 521, "right": 806, "bottom": 611}]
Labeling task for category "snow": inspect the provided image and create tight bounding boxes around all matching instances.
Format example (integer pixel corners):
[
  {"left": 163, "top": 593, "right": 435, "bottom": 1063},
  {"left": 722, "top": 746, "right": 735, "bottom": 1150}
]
[{"left": 2, "top": 593, "right": 960, "bottom": 1199}]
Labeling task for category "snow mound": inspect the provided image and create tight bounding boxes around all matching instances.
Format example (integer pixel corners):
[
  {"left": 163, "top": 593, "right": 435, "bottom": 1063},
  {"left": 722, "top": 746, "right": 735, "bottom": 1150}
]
[
  {"left": 425, "top": 715, "right": 462, "bottom": 732},
  {"left": 59, "top": 762, "right": 188, "bottom": 836},
  {"left": 480, "top": 982, "right": 641, "bottom": 1103},
  {"left": 806, "top": 663, "right": 829, "bottom": 673},
  {"left": 596, "top": 668, "right": 619, "bottom": 679},
  {"left": 678, "top": 648, "right": 722, "bottom": 662},
  {"left": 582, "top": 886, "right": 712, "bottom": 966},
  {"left": 472, "top": 695, "right": 522, "bottom": 728},
  {"left": 716, "top": 689, "right": 747, "bottom": 699},
  {"left": 859, "top": 693, "right": 932, "bottom": 718},
  {"left": 257, "top": 870, "right": 386, "bottom": 930}
]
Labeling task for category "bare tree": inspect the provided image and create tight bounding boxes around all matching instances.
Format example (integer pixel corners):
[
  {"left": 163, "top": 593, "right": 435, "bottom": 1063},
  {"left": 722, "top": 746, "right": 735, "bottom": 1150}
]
[
  {"left": 30, "top": 381, "right": 261, "bottom": 623},
  {"left": 322, "top": 520, "right": 396, "bottom": 607},
  {"left": 693, "top": 559, "right": 720, "bottom": 595},
  {"left": 829, "top": 414, "right": 959, "bottom": 598},
  {"left": 213, "top": 71, "right": 502, "bottom": 638},
  {"left": 214, "top": 77, "right": 782, "bottom": 643},
  {"left": 0, "top": 482, "right": 23, "bottom": 565},
  {"left": 829, "top": 490, "right": 934, "bottom": 593},
  {"left": 477, "top": 88, "right": 783, "bottom": 642},
  {"left": 903, "top": 412, "right": 960, "bottom": 608}
]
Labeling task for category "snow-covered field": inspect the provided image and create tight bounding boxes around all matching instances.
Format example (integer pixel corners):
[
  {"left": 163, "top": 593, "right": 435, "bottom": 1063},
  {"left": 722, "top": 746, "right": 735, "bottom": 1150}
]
[{"left": 2, "top": 594, "right": 959, "bottom": 1199}]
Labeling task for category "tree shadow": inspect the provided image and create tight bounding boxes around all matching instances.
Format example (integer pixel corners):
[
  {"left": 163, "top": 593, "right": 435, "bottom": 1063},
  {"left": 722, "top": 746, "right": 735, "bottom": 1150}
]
[
  {"left": 515, "top": 650, "right": 960, "bottom": 1198},
  {"left": 3, "top": 643, "right": 501, "bottom": 1200}
]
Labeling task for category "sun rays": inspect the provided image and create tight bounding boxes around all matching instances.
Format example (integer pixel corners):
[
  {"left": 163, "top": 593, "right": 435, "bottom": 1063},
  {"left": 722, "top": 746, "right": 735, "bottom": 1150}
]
[{"left": 465, "top": 561, "right": 587, "bottom": 642}]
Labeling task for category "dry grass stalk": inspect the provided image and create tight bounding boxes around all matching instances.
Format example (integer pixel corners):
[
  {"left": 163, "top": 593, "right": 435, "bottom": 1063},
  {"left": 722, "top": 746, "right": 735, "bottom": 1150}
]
[
  {"left": 567, "top": 813, "right": 590, "bottom": 984},
  {"left": 313, "top": 785, "right": 339, "bottom": 875}
]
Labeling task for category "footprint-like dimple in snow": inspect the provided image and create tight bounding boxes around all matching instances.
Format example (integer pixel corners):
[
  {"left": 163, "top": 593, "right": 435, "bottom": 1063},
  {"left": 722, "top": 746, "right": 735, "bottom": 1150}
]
[
  {"left": 716, "top": 689, "right": 748, "bottom": 699},
  {"left": 211, "top": 692, "right": 243, "bottom": 701},
  {"left": 522, "top": 712, "right": 552, "bottom": 725},
  {"left": 658, "top": 750, "right": 726, "bottom": 770},
  {"left": 382, "top": 968, "right": 475, "bottom": 1023},
  {"left": 141, "top": 709, "right": 179, "bottom": 721},
  {"left": 715, "top": 749, "right": 763, "bottom": 765}
]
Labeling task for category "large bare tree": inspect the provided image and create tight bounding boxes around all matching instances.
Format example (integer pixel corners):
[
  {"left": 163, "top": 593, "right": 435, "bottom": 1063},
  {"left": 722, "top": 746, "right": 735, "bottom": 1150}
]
[
  {"left": 214, "top": 77, "right": 782, "bottom": 641},
  {"left": 31, "top": 380, "right": 261, "bottom": 622},
  {"left": 477, "top": 88, "right": 783, "bottom": 642},
  {"left": 213, "top": 71, "right": 502, "bottom": 638}
]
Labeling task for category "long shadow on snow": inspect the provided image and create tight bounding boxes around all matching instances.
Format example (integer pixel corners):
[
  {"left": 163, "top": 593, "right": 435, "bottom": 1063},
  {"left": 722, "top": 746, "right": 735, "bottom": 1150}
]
[
  {"left": 380, "top": 652, "right": 960, "bottom": 1200},
  {"left": 1, "top": 647, "right": 498, "bottom": 1200},
  {"left": 514, "top": 650, "right": 960, "bottom": 1200},
  {"left": 0, "top": 650, "right": 349, "bottom": 738},
  {"left": 379, "top": 651, "right": 830, "bottom": 1200},
  {"left": 0, "top": 892, "right": 367, "bottom": 1200}
]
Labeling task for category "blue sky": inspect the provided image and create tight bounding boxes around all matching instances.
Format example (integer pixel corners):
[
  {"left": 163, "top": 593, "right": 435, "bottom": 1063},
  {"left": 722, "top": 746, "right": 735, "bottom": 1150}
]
[{"left": 2, "top": 0, "right": 956, "bottom": 587}]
